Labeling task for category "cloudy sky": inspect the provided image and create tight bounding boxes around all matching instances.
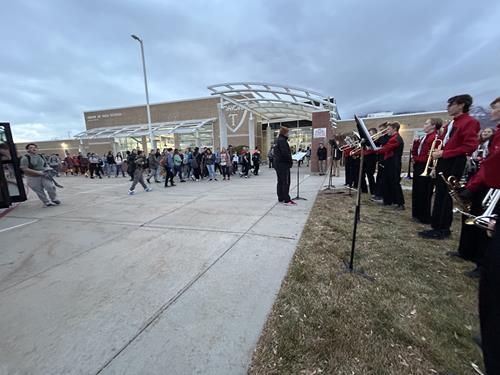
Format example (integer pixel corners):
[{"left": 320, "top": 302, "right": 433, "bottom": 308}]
[{"left": 2, "top": 0, "right": 500, "bottom": 142}]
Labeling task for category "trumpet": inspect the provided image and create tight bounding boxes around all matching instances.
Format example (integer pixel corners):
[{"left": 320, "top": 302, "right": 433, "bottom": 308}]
[
  {"left": 463, "top": 189, "right": 499, "bottom": 232},
  {"left": 420, "top": 136, "right": 443, "bottom": 177}
]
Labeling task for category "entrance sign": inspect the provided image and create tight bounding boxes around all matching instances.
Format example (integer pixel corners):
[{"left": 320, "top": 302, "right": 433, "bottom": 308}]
[{"left": 313, "top": 127, "right": 327, "bottom": 138}]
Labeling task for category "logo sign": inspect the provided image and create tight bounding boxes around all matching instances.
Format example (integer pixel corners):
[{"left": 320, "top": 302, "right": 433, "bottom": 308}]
[
  {"left": 223, "top": 104, "right": 248, "bottom": 133},
  {"left": 313, "top": 127, "right": 327, "bottom": 138}
]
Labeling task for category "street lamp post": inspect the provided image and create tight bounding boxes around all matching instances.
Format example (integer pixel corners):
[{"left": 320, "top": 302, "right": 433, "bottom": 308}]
[{"left": 131, "top": 34, "right": 155, "bottom": 151}]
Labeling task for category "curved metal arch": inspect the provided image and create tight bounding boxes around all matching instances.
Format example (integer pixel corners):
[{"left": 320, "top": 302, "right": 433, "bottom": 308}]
[
  {"left": 74, "top": 118, "right": 217, "bottom": 139},
  {"left": 208, "top": 82, "right": 339, "bottom": 123}
]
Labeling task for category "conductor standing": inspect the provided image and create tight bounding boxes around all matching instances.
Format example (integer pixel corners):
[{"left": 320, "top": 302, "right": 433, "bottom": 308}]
[{"left": 274, "top": 126, "right": 296, "bottom": 205}]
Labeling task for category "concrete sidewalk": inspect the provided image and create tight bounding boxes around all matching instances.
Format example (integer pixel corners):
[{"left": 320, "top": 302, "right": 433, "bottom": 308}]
[{"left": 0, "top": 168, "right": 340, "bottom": 374}]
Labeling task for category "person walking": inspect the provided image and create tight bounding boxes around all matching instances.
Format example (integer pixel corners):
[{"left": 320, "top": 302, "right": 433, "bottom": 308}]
[
  {"left": 268, "top": 145, "right": 274, "bottom": 168},
  {"left": 220, "top": 147, "right": 231, "bottom": 180},
  {"left": 273, "top": 127, "right": 295, "bottom": 205},
  {"left": 163, "top": 148, "right": 175, "bottom": 187},
  {"left": 205, "top": 148, "right": 217, "bottom": 181},
  {"left": 104, "top": 151, "right": 115, "bottom": 177},
  {"left": 191, "top": 147, "right": 202, "bottom": 181},
  {"left": 20, "top": 143, "right": 61, "bottom": 207},
  {"left": 173, "top": 149, "right": 186, "bottom": 182},
  {"left": 48, "top": 153, "right": 61, "bottom": 176},
  {"left": 252, "top": 147, "right": 261, "bottom": 175},
  {"left": 128, "top": 150, "right": 152, "bottom": 195},
  {"left": 146, "top": 149, "right": 160, "bottom": 183},
  {"left": 115, "top": 152, "right": 125, "bottom": 177}
]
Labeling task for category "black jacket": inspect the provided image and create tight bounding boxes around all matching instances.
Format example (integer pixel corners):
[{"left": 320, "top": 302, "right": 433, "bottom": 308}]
[
  {"left": 317, "top": 147, "right": 327, "bottom": 160},
  {"left": 273, "top": 135, "right": 293, "bottom": 168}
]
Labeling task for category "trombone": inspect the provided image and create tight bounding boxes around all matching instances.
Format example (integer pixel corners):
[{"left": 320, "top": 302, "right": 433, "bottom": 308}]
[
  {"left": 339, "top": 135, "right": 360, "bottom": 152},
  {"left": 348, "top": 128, "right": 388, "bottom": 155},
  {"left": 370, "top": 127, "right": 390, "bottom": 142},
  {"left": 420, "top": 136, "right": 443, "bottom": 177}
]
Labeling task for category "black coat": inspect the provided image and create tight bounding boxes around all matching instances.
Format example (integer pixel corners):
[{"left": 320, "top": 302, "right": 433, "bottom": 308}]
[
  {"left": 273, "top": 135, "right": 293, "bottom": 168},
  {"left": 317, "top": 147, "right": 327, "bottom": 160}
]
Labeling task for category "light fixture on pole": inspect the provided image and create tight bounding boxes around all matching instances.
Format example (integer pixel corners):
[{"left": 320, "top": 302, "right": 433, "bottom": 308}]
[{"left": 131, "top": 34, "right": 155, "bottom": 150}]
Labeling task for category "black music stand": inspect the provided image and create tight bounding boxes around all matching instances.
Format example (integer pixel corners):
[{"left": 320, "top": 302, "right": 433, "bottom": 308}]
[
  {"left": 293, "top": 152, "right": 307, "bottom": 201},
  {"left": 342, "top": 115, "right": 378, "bottom": 279}
]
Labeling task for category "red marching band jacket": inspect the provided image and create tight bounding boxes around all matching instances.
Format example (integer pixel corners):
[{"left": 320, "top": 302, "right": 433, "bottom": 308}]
[
  {"left": 376, "top": 133, "right": 401, "bottom": 160},
  {"left": 467, "top": 123, "right": 500, "bottom": 191},
  {"left": 411, "top": 131, "right": 439, "bottom": 163},
  {"left": 441, "top": 113, "right": 480, "bottom": 159}
]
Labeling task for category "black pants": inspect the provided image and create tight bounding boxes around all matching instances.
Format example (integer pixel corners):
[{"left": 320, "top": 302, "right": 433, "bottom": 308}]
[
  {"left": 480, "top": 225, "right": 500, "bottom": 374},
  {"left": 382, "top": 157, "right": 404, "bottom": 206},
  {"left": 89, "top": 163, "right": 101, "bottom": 178},
  {"left": 364, "top": 155, "right": 376, "bottom": 195},
  {"left": 345, "top": 157, "right": 352, "bottom": 185},
  {"left": 374, "top": 161, "right": 385, "bottom": 197},
  {"left": 253, "top": 162, "right": 260, "bottom": 175},
  {"left": 351, "top": 158, "right": 367, "bottom": 193},
  {"left": 412, "top": 162, "right": 434, "bottom": 223},
  {"left": 457, "top": 188, "right": 489, "bottom": 262},
  {"left": 431, "top": 156, "right": 466, "bottom": 231},
  {"left": 242, "top": 163, "right": 250, "bottom": 176},
  {"left": 268, "top": 158, "right": 273, "bottom": 168},
  {"left": 275, "top": 165, "right": 291, "bottom": 202},
  {"left": 193, "top": 167, "right": 201, "bottom": 180},
  {"left": 164, "top": 167, "right": 174, "bottom": 186}
]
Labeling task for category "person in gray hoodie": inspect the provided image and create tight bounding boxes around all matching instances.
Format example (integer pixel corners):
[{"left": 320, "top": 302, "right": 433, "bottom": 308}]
[
  {"left": 146, "top": 149, "right": 160, "bottom": 183},
  {"left": 128, "top": 150, "right": 152, "bottom": 195}
]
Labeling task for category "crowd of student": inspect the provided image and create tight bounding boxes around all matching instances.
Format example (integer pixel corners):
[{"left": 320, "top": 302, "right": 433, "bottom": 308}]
[{"left": 43, "top": 146, "right": 264, "bottom": 193}]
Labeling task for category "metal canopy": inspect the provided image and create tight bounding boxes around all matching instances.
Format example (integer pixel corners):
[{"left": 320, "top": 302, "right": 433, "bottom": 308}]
[
  {"left": 207, "top": 82, "right": 339, "bottom": 124},
  {"left": 74, "top": 118, "right": 216, "bottom": 139}
]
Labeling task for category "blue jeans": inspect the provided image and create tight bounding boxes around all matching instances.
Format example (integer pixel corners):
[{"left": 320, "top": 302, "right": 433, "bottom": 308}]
[{"left": 207, "top": 164, "right": 215, "bottom": 179}]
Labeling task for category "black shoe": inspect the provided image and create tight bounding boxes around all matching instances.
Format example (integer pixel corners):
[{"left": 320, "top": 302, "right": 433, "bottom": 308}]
[
  {"left": 464, "top": 267, "right": 481, "bottom": 279},
  {"left": 446, "top": 251, "right": 464, "bottom": 259},
  {"left": 171, "top": 183, "right": 176, "bottom": 186},
  {"left": 393, "top": 205, "right": 405, "bottom": 211},
  {"left": 472, "top": 335, "right": 482, "bottom": 349},
  {"left": 52, "top": 200, "right": 61, "bottom": 205},
  {"left": 418, "top": 229, "right": 446, "bottom": 239}
]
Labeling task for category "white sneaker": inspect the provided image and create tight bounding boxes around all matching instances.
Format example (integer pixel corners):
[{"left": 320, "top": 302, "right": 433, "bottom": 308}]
[
  {"left": 128, "top": 190, "right": 135, "bottom": 195},
  {"left": 145, "top": 187, "right": 152, "bottom": 192}
]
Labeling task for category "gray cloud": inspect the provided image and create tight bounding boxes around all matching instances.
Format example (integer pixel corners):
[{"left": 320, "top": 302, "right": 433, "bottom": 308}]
[{"left": 2, "top": 0, "right": 499, "bottom": 141}]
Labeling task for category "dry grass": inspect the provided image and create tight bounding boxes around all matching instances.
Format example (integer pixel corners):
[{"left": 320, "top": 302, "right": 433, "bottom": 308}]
[{"left": 249, "top": 190, "right": 483, "bottom": 375}]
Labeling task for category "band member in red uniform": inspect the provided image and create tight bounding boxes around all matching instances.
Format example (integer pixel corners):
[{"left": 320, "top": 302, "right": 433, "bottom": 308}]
[
  {"left": 411, "top": 118, "right": 443, "bottom": 223},
  {"left": 419, "top": 95, "right": 480, "bottom": 239},
  {"left": 460, "top": 96, "right": 500, "bottom": 375},
  {"left": 371, "top": 122, "right": 389, "bottom": 202},
  {"left": 375, "top": 122, "right": 405, "bottom": 209}
]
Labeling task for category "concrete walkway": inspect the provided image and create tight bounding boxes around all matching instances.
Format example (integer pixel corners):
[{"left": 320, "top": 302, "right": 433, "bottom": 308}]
[{"left": 0, "top": 167, "right": 337, "bottom": 374}]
